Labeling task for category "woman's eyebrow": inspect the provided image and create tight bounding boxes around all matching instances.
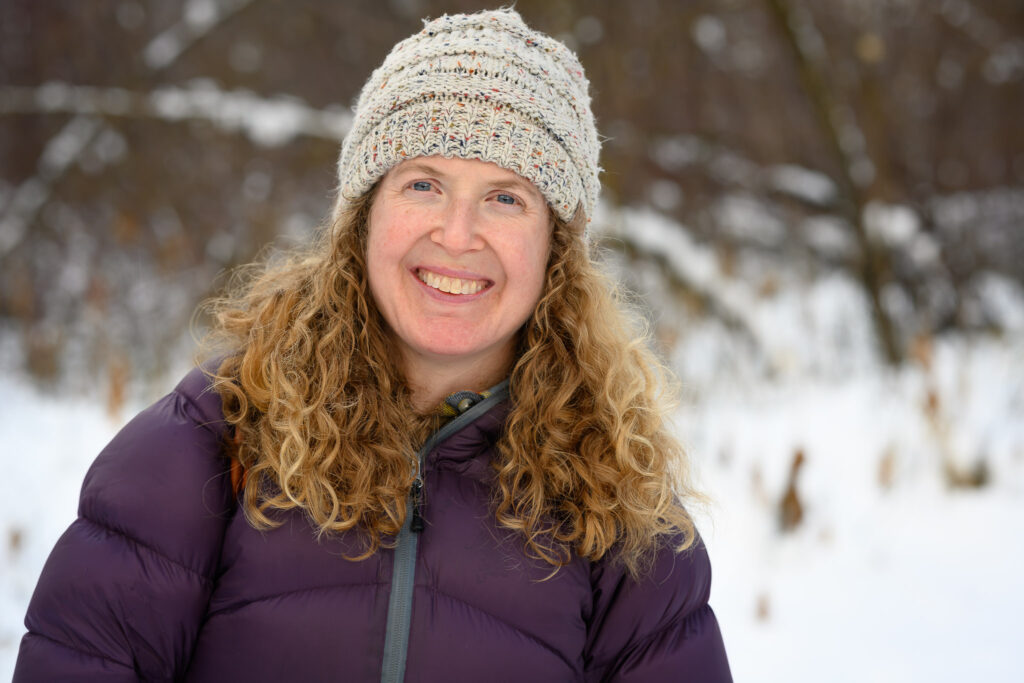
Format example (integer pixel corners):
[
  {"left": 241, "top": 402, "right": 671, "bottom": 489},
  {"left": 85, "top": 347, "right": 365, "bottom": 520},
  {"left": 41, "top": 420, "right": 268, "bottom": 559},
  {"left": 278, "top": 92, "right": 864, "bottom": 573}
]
[
  {"left": 489, "top": 177, "right": 544, "bottom": 200},
  {"left": 391, "top": 162, "right": 542, "bottom": 198}
]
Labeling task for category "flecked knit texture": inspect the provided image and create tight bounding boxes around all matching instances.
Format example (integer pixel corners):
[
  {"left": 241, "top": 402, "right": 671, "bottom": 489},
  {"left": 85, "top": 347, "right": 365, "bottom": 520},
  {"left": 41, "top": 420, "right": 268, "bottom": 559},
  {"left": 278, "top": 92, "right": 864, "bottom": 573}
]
[{"left": 334, "top": 9, "right": 601, "bottom": 223}]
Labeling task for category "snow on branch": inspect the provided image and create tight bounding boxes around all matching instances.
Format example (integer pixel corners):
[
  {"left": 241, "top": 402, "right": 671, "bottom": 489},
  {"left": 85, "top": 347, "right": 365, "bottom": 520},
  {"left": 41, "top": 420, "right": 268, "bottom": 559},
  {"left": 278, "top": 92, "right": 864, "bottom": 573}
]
[
  {"left": 595, "top": 204, "right": 761, "bottom": 350},
  {"left": 930, "top": 0, "right": 1024, "bottom": 84},
  {"left": 0, "top": 82, "right": 353, "bottom": 146},
  {"left": 0, "top": 82, "right": 351, "bottom": 256},
  {"left": 650, "top": 133, "right": 838, "bottom": 209},
  {"left": 0, "top": 116, "right": 102, "bottom": 257},
  {"left": 0, "top": 1, "right": 268, "bottom": 258},
  {"left": 144, "top": 0, "right": 260, "bottom": 69}
]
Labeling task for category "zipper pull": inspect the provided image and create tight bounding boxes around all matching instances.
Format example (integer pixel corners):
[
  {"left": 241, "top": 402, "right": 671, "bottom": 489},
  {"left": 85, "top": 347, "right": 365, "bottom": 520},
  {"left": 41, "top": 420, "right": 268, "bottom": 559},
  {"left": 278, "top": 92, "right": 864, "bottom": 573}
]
[{"left": 410, "top": 479, "right": 425, "bottom": 533}]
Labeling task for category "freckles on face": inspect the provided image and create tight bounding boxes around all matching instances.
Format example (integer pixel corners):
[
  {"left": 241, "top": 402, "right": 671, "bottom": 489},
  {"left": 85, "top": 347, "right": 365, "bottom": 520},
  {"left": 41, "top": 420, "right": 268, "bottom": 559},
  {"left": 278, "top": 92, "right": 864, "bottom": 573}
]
[{"left": 365, "top": 156, "right": 552, "bottom": 373}]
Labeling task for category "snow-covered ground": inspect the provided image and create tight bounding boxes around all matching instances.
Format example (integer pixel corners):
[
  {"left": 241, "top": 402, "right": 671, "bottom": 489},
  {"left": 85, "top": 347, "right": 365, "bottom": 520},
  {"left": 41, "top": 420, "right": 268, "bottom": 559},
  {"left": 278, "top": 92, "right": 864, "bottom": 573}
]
[
  {"left": 685, "top": 335, "right": 1024, "bottom": 682},
  {"left": 2, "top": 218, "right": 1023, "bottom": 680}
]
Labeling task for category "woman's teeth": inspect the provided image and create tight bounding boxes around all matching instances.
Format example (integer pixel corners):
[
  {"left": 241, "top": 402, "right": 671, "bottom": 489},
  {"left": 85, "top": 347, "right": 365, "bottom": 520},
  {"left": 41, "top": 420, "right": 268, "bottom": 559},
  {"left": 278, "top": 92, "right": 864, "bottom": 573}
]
[{"left": 417, "top": 269, "right": 486, "bottom": 295}]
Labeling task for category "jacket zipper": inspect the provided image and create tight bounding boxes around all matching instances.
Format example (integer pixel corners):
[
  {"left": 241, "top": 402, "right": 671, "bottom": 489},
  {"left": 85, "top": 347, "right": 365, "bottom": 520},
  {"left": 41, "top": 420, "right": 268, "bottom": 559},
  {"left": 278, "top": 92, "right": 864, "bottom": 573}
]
[{"left": 378, "top": 381, "right": 509, "bottom": 683}]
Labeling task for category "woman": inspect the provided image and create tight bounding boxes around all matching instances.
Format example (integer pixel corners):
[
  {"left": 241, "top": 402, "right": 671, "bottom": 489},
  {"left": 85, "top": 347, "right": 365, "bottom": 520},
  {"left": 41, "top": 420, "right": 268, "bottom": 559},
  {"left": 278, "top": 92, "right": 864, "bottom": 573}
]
[{"left": 16, "top": 9, "right": 731, "bottom": 682}]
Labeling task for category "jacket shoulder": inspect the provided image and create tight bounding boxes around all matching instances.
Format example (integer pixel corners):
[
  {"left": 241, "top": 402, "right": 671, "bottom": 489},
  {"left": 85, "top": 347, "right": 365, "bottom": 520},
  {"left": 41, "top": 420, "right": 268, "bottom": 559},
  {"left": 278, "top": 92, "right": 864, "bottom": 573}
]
[
  {"left": 173, "top": 363, "right": 230, "bottom": 428},
  {"left": 585, "top": 534, "right": 732, "bottom": 681},
  {"left": 16, "top": 366, "right": 234, "bottom": 680},
  {"left": 79, "top": 365, "right": 233, "bottom": 570}
]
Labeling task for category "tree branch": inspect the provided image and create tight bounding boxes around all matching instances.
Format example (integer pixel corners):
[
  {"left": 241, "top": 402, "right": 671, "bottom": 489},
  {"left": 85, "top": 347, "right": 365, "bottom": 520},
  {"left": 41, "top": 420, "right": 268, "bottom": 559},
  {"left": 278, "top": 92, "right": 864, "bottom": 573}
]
[{"left": 764, "top": 0, "right": 903, "bottom": 364}]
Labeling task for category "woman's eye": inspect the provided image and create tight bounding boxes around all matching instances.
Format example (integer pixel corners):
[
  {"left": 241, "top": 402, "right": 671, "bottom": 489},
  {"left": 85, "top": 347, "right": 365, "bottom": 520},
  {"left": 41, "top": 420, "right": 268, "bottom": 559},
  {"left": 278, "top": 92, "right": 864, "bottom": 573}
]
[
  {"left": 495, "top": 193, "right": 517, "bottom": 206},
  {"left": 411, "top": 181, "right": 433, "bottom": 192}
]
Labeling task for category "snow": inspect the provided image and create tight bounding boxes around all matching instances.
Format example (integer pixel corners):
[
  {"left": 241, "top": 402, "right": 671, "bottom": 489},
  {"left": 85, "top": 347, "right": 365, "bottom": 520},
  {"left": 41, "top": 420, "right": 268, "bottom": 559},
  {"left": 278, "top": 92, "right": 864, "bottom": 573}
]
[
  {"left": 2, "top": 207, "right": 1023, "bottom": 681},
  {"left": 801, "top": 214, "right": 856, "bottom": 258},
  {"left": 864, "top": 201, "right": 920, "bottom": 248},
  {"left": 692, "top": 15, "right": 727, "bottom": 55},
  {"left": 148, "top": 82, "right": 353, "bottom": 146},
  {"left": 0, "top": 116, "right": 102, "bottom": 256},
  {"left": 144, "top": 0, "right": 258, "bottom": 69},
  {"left": 1, "top": 82, "right": 354, "bottom": 148},
  {"left": 650, "top": 134, "right": 709, "bottom": 172},
  {"left": 766, "top": 164, "right": 837, "bottom": 206},
  {"left": 713, "top": 193, "right": 787, "bottom": 247},
  {"left": 973, "top": 273, "right": 1024, "bottom": 332},
  {"left": 681, "top": 331, "right": 1024, "bottom": 682}
]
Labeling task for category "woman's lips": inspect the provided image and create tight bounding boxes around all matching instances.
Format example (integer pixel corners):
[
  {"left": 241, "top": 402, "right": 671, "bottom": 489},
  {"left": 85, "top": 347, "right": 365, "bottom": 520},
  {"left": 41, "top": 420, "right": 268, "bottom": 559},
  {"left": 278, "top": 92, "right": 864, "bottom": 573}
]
[{"left": 416, "top": 268, "right": 491, "bottom": 295}]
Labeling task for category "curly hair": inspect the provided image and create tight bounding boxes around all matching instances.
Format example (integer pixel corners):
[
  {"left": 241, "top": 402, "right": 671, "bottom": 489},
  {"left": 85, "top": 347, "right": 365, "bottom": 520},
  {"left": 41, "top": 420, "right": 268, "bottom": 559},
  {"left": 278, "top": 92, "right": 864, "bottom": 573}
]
[{"left": 202, "top": 189, "right": 701, "bottom": 576}]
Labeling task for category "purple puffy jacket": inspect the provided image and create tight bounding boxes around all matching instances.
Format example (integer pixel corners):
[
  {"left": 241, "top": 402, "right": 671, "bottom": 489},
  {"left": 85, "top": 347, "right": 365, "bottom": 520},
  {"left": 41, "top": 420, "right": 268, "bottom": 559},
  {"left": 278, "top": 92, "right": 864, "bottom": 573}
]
[{"left": 15, "top": 368, "right": 731, "bottom": 681}]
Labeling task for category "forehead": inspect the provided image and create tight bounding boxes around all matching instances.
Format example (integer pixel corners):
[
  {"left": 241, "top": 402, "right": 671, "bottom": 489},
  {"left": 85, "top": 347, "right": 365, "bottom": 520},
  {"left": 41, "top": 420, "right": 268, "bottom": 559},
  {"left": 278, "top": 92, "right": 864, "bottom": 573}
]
[{"left": 385, "top": 156, "right": 544, "bottom": 198}]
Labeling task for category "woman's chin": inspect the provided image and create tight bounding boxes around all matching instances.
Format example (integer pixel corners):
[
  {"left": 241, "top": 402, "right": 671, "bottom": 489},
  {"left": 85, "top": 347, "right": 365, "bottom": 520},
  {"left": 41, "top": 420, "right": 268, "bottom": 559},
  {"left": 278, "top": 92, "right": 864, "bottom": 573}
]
[{"left": 399, "top": 332, "right": 515, "bottom": 371}]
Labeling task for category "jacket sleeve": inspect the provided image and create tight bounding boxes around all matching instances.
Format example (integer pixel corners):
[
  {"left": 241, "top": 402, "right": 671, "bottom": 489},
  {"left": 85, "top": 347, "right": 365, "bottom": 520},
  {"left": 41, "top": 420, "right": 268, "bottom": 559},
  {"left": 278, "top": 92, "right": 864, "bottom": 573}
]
[
  {"left": 584, "top": 535, "right": 732, "bottom": 682},
  {"left": 13, "top": 368, "right": 234, "bottom": 682}
]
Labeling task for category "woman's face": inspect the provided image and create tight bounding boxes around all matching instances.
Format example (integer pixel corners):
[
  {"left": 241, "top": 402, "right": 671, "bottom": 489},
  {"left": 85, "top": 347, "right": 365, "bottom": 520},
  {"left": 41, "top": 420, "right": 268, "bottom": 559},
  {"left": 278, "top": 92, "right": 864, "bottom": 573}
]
[{"left": 366, "top": 156, "right": 552, "bottom": 380}]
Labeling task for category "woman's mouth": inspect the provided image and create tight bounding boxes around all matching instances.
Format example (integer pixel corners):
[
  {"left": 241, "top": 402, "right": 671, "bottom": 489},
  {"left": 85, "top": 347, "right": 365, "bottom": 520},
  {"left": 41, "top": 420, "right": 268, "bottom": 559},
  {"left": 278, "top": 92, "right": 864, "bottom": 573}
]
[{"left": 416, "top": 269, "right": 489, "bottom": 295}]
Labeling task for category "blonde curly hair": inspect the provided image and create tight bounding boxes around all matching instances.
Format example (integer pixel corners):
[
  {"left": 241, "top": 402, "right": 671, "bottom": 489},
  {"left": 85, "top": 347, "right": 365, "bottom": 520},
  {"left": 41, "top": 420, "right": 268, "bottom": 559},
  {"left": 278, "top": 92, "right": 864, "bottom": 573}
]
[{"left": 202, "top": 188, "right": 701, "bottom": 577}]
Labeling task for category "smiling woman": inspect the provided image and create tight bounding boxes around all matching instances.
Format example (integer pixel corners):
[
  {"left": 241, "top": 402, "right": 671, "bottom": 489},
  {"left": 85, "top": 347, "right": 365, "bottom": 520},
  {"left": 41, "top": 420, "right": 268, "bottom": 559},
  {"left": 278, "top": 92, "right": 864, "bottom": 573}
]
[{"left": 15, "top": 8, "right": 731, "bottom": 683}]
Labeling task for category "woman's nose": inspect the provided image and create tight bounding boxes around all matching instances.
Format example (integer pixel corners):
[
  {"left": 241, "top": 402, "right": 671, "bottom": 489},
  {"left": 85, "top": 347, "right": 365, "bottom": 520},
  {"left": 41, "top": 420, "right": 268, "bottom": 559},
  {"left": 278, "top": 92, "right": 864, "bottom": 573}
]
[{"left": 431, "top": 199, "right": 482, "bottom": 253}]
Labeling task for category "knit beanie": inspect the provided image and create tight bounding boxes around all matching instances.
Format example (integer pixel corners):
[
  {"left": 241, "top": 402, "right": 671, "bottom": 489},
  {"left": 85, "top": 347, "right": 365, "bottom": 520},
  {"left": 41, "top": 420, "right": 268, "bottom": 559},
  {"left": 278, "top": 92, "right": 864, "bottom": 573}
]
[{"left": 333, "top": 8, "right": 601, "bottom": 223}]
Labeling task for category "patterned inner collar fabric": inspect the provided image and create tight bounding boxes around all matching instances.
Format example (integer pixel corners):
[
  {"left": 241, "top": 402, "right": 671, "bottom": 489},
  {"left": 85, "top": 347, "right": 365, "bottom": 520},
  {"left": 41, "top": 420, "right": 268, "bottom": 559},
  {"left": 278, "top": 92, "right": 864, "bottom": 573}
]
[{"left": 438, "top": 389, "right": 492, "bottom": 418}]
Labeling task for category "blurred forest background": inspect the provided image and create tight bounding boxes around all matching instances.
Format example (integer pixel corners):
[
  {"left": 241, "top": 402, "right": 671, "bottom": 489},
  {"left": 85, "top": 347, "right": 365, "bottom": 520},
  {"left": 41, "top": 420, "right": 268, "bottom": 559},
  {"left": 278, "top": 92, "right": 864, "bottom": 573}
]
[
  {"left": 2, "top": 0, "right": 1022, "bottom": 398},
  {"left": 3, "top": 2, "right": 1024, "bottom": 679}
]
